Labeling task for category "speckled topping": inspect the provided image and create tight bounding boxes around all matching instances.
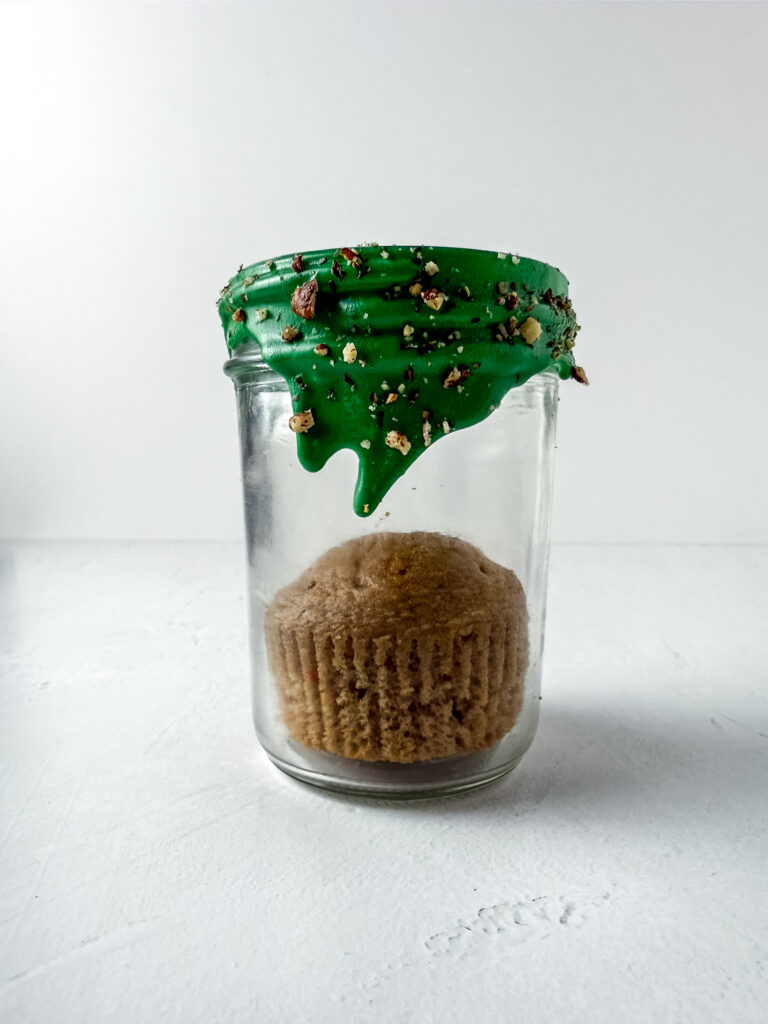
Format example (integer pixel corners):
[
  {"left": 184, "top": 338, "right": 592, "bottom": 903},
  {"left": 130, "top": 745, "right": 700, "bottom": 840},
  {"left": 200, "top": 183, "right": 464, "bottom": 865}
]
[{"left": 218, "top": 244, "right": 584, "bottom": 516}]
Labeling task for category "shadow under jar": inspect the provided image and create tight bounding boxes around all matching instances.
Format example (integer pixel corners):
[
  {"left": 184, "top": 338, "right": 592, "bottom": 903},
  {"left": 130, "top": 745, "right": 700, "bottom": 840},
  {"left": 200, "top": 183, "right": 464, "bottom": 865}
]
[{"left": 218, "top": 245, "right": 584, "bottom": 798}]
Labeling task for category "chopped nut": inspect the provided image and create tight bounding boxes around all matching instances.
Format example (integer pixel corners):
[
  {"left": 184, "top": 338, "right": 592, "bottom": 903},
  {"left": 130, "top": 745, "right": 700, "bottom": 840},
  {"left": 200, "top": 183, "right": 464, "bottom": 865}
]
[
  {"left": 519, "top": 317, "right": 542, "bottom": 345},
  {"left": 508, "top": 316, "right": 518, "bottom": 334},
  {"left": 291, "top": 253, "right": 304, "bottom": 273},
  {"left": 456, "top": 345, "right": 464, "bottom": 354},
  {"left": 314, "top": 343, "right": 329, "bottom": 356},
  {"left": 381, "top": 249, "right": 390, "bottom": 259},
  {"left": 340, "top": 246, "right": 362, "bottom": 268},
  {"left": 422, "top": 288, "right": 448, "bottom": 311},
  {"left": 363, "top": 503, "right": 370, "bottom": 514},
  {"left": 409, "top": 282, "right": 422, "bottom": 297},
  {"left": 497, "top": 322, "right": 509, "bottom": 339},
  {"left": 422, "top": 420, "right": 432, "bottom": 447},
  {"left": 232, "top": 308, "right": 247, "bottom": 323},
  {"left": 403, "top": 324, "right": 414, "bottom": 338},
  {"left": 424, "top": 261, "right": 439, "bottom": 276},
  {"left": 291, "top": 278, "right": 318, "bottom": 320},
  {"left": 463, "top": 285, "right": 471, "bottom": 298},
  {"left": 385, "top": 392, "right": 399, "bottom": 404},
  {"left": 443, "top": 365, "right": 470, "bottom": 389},
  {"left": 498, "top": 281, "right": 510, "bottom": 295},
  {"left": 571, "top": 365, "right": 590, "bottom": 386},
  {"left": 497, "top": 252, "right": 507, "bottom": 260},
  {"left": 360, "top": 438, "right": 372, "bottom": 450},
  {"left": 282, "top": 326, "right": 300, "bottom": 342},
  {"left": 331, "top": 259, "right": 344, "bottom": 279},
  {"left": 442, "top": 420, "right": 451, "bottom": 434},
  {"left": 254, "top": 308, "right": 268, "bottom": 322},
  {"left": 342, "top": 341, "right": 358, "bottom": 364},
  {"left": 511, "top": 254, "right": 520, "bottom": 264},
  {"left": 385, "top": 430, "right": 411, "bottom": 455},
  {"left": 288, "top": 410, "right": 314, "bottom": 433}
]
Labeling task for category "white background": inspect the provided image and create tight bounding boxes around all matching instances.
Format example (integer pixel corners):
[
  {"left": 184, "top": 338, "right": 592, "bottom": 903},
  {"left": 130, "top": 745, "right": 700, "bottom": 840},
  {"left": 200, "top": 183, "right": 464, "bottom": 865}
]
[{"left": 1, "top": 0, "right": 767, "bottom": 543}]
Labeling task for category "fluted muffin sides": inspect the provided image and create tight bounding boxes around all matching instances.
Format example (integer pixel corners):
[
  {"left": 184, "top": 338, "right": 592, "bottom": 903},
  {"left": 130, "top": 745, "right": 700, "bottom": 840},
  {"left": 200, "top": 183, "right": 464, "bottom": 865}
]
[{"left": 264, "top": 532, "right": 529, "bottom": 763}]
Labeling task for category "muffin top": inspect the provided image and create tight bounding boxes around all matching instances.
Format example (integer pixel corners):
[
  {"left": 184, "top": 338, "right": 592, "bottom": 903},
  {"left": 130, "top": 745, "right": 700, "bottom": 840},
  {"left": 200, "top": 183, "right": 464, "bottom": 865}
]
[
  {"left": 219, "top": 245, "right": 585, "bottom": 517},
  {"left": 266, "top": 531, "right": 526, "bottom": 640}
]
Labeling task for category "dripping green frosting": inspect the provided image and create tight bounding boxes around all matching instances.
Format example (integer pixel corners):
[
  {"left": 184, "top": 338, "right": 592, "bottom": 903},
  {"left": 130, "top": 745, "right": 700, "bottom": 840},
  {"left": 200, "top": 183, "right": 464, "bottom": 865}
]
[{"left": 218, "top": 245, "right": 583, "bottom": 517}]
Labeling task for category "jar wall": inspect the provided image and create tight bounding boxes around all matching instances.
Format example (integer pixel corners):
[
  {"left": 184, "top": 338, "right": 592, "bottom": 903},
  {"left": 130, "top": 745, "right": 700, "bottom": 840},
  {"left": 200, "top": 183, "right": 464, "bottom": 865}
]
[{"left": 230, "top": 363, "right": 559, "bottom": 797}]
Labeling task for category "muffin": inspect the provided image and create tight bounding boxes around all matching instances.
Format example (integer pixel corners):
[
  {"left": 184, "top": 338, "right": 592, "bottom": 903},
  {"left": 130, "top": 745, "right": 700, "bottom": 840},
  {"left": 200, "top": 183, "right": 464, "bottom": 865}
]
[{"left": 264, "top": 531, "right": 529, "bottom": 763}]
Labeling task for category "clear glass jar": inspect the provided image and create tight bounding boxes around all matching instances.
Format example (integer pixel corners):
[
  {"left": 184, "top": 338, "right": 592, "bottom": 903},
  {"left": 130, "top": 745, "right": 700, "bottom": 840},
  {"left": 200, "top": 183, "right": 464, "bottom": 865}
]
[{"left": 224, "top": 342, "right": 559, "bottom": 798}]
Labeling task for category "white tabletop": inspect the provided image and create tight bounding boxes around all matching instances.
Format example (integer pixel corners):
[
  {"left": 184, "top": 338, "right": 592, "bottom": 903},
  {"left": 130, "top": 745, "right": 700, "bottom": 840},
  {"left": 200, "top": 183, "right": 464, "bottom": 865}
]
[{"left": 1, "top": 542, "right": 766, "bottom": 1024}]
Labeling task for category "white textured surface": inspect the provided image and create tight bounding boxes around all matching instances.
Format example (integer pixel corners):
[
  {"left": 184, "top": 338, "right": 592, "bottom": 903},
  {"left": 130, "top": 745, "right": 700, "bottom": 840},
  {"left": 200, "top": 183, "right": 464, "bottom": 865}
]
[{"left": 1, "top": 542, "right": 767, "bottom": 1023}]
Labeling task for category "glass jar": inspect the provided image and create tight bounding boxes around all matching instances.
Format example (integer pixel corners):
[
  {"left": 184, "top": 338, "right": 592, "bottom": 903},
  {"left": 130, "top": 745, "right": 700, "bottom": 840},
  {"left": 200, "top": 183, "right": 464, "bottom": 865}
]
[{"left": 224, "top": 343, "right": 559, "bottom": 798}]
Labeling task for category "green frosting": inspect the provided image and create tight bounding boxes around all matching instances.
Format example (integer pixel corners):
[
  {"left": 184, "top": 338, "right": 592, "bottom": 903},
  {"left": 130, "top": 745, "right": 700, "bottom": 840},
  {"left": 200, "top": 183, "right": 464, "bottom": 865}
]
[{"left": 219, "top": 245, "right": 583, "bottom": 517}]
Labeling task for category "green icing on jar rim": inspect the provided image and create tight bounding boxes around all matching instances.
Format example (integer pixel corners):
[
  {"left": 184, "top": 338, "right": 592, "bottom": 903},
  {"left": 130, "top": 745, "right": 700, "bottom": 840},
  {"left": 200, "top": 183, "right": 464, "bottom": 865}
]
[{"left": 219, "top": 245, "right": 585, "bottom": 517}]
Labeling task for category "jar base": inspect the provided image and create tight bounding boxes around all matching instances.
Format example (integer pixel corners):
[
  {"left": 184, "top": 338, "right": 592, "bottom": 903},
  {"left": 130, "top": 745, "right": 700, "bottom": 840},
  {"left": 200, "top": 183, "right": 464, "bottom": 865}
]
[{"left": 263, "top": 747, "right": 523, "bottom": 801}]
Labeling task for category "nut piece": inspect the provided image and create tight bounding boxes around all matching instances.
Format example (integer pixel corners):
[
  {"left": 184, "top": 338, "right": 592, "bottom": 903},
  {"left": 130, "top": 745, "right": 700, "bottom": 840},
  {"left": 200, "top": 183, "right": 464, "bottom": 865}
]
[
  {"left": 422, "top": 288, "right": 448, "bottom": 311},
  {"left": 519, "top": 317, "right": 542, "bottom": 345},
  {"left": 409, "top": 282, "right": 422, "bottom": 297},
  {"left": 403, "top": 324, "right": 414, "bottom": 338},
  {"left": 571, "top": 365, "right": 590, "bottom": 386},
  {"left": 232, "top": 308, "right": 247, "bottom": 323},
  {"left": 385, "top": 430, "right": 411, "bottom": 455},
  {"left": 314, "top": 343, "right": 329, "bottom": 356},
  {"left": 291, "top": 278, "right": 318, "bottom": 320},
  {"left": 422, "top": 420, "right": 432, "bottom": 447},
  {"left": 291, "top": 253, "right": 304, "bottom": 273},
  {"left": 288, "top": 410, "right": 314, "bottom": 433},
  {"left": 342, "top": 341, "right": 357, "bottom": 364},
  {"left": 424, "top": 261, "right": 439, "bottom": 276},
  {"left": 443, "top": 365, "right": 470, "bottom": 389},
  {"left": 385, "top": 392, "right": 399, "bottom": 404},
  {"left": 340, "top": 247, "right": 363, "bottom": 268},
  {"left": 282, "top": 326, "right": 300, "bottom": 342}
]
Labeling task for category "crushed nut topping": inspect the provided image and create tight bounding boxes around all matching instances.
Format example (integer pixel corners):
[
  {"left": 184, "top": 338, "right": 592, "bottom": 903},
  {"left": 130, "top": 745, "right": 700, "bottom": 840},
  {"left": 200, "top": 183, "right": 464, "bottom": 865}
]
[
  {"left": 511, "top": 254, "right": 520, "bottom": 264},
  {"left": 443, "top": 365, "right": 470, "bottom": 389},
  {"left": 403, "top": 324, "right": 414, "bottom": 337},
  {"left": 422, "top": 419, "right": 432, "bottom": 447},
  {"left": 282, "top": 326, "right": 300, "bottom": 342},
  {"left": 340, "top": 247, "right": 363, "bottom": 268},
  {"left": 409, "top": 282, "right": 422, "bottom": 297},
  {"left": 385, "top": 430, "right": 411, "bottom": 455},
  {"left": 424, "top": 261, "right": 439, "bottom": 276},
  {"left": 331, "top": 259, "right": 344, "bottom": 279},
  {"left": 291, "top": 278, "right": 318, "bottom": 320},
  {"left": 232, "top": 308, "right": 247, "bottom": 323},
  {"left": 291, "top": 253, "right": 304, "bottom": 274},
  {"left": 422, "top": 289, "right": 447, "bottom": 311},
  {"left": 381, "top": 249, "right": 390, "bottom": 259},
  {"left": 508, "top": 316, "right": 518, "bottom": 334},
  {"left": 342, "top": 341, "right": 358, "bottom": 364},
  {"left": 360, "top": 439, "right": 372, "bottom": 450},
  {"left": 314, "top": 343, "right": 329, "bottom": 356},
  {"left": 385, "top": 392, "right": 399, "bottom": 404},
  {"left": 571, "top": 365, "right": 590, "bottom": 386},
  {"left": 288, "top": 410, "right": 314, "bottom": 433},
  {"left": 519, "top": 317, "right": 542, "bottom": 345},
  {"left": 253, "top": 308, "right": 268, "bottom": 322}
]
